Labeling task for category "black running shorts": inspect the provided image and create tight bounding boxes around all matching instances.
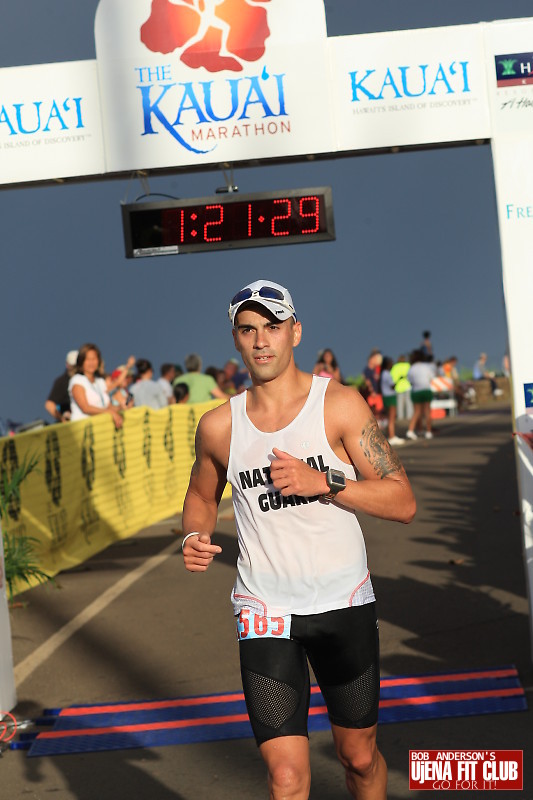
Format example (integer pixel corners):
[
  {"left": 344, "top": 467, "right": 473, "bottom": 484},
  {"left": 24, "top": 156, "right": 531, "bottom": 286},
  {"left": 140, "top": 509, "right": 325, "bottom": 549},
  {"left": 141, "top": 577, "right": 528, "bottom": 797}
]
[{"left": 238, "top": 602, "right": 380, "bottom": 746}]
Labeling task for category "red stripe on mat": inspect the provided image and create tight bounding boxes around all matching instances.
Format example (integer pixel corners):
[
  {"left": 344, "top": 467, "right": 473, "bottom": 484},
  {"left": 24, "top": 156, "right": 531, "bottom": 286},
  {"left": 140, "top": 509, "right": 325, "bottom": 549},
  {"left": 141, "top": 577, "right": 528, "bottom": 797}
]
[
  {"left": 59, "top": 692, "right": 246, "bottom": 717},
  {"left": 40, "top": 713, "right": 251, "bottom": 739},
  {"left": 380, "top": 668, "right": 517, "bottom": 688},
  {"left": 41, "top": 687, "right": 524, "bottom": 740},
  {"left": 379, "top": 687, "right": 524, "bottom": 708},
  {"left": 60, "top": 668, "right": 516, "bottom": 716}
]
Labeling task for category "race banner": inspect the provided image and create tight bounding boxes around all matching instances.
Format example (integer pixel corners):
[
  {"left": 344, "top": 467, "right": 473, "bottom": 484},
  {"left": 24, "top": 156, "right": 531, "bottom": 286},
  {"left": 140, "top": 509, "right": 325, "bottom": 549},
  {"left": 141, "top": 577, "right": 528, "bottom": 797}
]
[
  {"left": 329, "top": 23, "right": 491, "bottom": 152},
  {"left": 0, "top": 60, "right": 105, "bottom": 185},
  {"left": 94, "top": 0, "right": 334, "bottom": 172},
  {"left": 0, "top": 402, "right": 230, "bottom": 595}
]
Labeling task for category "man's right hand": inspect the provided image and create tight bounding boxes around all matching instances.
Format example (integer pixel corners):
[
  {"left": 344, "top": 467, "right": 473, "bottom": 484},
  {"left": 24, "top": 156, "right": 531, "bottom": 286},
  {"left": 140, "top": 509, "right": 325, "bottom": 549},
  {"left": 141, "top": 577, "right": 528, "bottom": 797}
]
[{"left": 183, "top": 533, "right": 222, "bottom": 573}]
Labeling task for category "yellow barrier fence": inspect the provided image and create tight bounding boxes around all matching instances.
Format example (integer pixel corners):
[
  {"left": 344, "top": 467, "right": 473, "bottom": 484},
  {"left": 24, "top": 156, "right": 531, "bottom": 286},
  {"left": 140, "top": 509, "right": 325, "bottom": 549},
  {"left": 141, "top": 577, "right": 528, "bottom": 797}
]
[{"left": 0, "top": 402, "right": 228, "bottom": 595}]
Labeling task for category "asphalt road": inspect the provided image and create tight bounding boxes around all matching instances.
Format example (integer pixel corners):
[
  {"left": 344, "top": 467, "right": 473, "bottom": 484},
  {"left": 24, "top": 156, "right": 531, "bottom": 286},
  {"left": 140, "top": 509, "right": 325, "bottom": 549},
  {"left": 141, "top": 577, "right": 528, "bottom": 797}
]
[{"left": 2, "top": 404, "right": 532, "bottom": 799}]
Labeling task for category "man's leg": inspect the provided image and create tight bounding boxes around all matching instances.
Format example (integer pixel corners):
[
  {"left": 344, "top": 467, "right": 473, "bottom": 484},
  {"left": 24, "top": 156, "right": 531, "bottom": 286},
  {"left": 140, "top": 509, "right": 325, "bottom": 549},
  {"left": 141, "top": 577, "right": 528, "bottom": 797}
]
[
  {"left": 305, "top": 604, "right": 382, "bottom": 798},
  {"left": 259, "top": 735, "right": 311, "bottom": 799},
  {"left": 331, "top": 723, "right": 387, "bottom": 800},
  {"left": 239, "top": 636, "right": 312, "bottom": 798}
]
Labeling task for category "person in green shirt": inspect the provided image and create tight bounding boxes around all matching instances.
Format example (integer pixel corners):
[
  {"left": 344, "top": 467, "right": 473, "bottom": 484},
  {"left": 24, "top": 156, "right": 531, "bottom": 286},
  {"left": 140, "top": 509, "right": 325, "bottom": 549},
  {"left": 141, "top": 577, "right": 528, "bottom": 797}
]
[{"left": 173, "top": 353, "right": 227, "bottom": 404}]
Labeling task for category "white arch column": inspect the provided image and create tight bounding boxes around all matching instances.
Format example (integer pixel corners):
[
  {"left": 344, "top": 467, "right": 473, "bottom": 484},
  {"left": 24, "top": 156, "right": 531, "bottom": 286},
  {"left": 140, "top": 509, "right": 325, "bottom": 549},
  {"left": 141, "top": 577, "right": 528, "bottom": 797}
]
[
  {"left": 0, "top": 524, "right": 17, "bottom": 712},
  {"left": 492, "top": 133, "right": 533, "bottom": 659}
]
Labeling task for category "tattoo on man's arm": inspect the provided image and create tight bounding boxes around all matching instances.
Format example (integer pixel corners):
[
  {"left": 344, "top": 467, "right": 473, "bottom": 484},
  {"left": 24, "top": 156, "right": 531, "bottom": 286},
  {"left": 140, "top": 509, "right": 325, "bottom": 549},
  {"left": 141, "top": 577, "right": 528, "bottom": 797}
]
[{"left": 359, "top": 418, "right": 403, "bottom": 478}]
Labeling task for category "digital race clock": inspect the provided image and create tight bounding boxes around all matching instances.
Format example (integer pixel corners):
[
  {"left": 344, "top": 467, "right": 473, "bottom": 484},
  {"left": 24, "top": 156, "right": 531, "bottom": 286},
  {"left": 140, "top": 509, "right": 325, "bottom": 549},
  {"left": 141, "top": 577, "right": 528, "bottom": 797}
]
[{"left": 121, "top": 187, "right": 335, "bottom": 257}]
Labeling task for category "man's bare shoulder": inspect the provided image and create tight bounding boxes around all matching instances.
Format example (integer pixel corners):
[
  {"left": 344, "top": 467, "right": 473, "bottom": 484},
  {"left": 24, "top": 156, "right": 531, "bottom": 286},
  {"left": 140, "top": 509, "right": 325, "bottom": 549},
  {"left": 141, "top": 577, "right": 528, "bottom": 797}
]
[
  {"left": 197, "top": 400, "right": 232, "bottom": 437},
  {"left": 196, "top": 400, "right": 232, "bottom": 466},
  {"left": 324, "top": 378, "right": 370, "bottom": 418}
]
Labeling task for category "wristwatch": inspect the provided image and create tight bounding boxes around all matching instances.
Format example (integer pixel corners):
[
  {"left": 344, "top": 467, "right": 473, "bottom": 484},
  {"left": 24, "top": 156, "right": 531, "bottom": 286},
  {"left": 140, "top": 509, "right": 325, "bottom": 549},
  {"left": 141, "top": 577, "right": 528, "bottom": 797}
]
[{"left": 323, "top": 468, "right": 346, "bottom": 501}]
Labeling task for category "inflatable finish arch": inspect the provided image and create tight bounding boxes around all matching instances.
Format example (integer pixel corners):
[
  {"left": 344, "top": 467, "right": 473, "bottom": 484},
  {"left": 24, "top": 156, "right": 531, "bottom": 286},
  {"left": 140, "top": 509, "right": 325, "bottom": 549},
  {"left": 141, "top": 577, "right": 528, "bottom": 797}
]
[{"left": 0, "top": 5, "right": 532, "bottom": 705}]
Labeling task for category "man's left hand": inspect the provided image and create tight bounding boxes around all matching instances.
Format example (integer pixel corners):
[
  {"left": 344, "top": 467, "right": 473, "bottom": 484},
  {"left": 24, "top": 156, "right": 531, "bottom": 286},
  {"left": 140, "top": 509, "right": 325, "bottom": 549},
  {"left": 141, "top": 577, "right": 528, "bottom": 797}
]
[{"left": 270, "top": 447, "right": 328, "bottom": 497}]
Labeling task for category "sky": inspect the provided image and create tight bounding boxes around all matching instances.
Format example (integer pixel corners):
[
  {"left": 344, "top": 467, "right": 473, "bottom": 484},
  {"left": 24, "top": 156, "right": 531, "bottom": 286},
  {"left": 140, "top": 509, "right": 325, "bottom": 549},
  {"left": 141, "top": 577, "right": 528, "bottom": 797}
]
[{"left": 1, "top": 0, "right": 532, "bottom": 425}]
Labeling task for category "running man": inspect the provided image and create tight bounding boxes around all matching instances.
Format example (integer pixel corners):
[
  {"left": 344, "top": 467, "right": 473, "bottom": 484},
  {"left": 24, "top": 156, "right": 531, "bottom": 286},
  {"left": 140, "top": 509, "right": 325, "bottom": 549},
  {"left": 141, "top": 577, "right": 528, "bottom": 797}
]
[{"left": 182, "top": 279, "right": 416, "bottom": 799}]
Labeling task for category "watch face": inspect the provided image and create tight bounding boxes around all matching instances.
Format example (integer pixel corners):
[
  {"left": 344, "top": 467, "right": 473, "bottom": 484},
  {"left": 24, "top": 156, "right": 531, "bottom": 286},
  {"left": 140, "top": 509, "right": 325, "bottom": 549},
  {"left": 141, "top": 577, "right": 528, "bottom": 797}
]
[{"left": 327, "top": 469, "right": 346, "bottom": 492}]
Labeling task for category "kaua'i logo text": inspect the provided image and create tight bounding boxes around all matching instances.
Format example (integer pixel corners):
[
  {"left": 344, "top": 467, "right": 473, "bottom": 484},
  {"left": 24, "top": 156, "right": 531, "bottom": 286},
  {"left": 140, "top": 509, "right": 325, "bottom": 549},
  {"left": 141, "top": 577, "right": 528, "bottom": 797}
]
[
  {"left": 134, "top": 0, "right": 289, "bottom": 155},
  {"left": 140, "top": 0, "right": 271, "bottom": 73}
]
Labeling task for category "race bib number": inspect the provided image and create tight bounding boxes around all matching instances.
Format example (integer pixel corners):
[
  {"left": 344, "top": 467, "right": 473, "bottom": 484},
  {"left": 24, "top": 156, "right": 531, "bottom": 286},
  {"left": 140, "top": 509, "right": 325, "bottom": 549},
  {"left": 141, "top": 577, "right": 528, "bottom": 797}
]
[{"left": 236, "top": 609, "right": 292, "bottom": 641}]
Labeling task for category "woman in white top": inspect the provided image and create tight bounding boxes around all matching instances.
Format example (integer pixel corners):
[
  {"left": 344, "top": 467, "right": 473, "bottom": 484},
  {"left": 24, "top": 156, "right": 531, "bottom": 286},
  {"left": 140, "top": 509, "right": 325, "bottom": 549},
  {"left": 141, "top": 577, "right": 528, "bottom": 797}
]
[
  {"left": 69, "top": 343, "right": 123, "bottom": 428},
  {"left": 406, "top": 349, "right": 436, "bottom": 440}
]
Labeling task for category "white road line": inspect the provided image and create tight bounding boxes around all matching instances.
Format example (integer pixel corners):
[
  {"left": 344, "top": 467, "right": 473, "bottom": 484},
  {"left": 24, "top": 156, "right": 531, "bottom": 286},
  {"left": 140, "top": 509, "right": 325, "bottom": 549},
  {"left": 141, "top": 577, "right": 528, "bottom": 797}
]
[{"left": 14, "top": 539, "right": 179, "bottom": 687}]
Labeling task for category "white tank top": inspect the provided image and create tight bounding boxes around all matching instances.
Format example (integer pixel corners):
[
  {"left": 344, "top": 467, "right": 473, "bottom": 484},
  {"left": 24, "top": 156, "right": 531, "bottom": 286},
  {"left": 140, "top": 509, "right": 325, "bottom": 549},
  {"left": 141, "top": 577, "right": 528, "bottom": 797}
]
[{"left": 227, "top": 375, "right": 373, "bottom": 616}]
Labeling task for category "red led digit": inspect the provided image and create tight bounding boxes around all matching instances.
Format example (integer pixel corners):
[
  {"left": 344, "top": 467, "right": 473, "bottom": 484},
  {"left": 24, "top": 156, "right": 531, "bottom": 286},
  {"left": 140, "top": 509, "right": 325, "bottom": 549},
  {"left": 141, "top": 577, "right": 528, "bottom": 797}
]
[
  {"left": 204, "top": 204, "right": 223, "bottom": 242},
  {"left": 271, "top": 198, "right": 291, "bottom": 236},
  {"left": 247, "top": 203, "right": 252, "bottom": 238},
  {"left": 299, "top": 195, "right": 320, "bottom": 234},
  {"left": 180, "top": 209, "right": 185, "bottom": 243}
]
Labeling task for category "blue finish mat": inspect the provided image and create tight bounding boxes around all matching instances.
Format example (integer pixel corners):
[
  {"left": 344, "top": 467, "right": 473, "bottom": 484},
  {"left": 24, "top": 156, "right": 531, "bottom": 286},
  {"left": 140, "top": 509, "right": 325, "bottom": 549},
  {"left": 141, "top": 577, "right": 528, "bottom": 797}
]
[{"left": 18, "top": 665, "right": 526, "bottom": 757}]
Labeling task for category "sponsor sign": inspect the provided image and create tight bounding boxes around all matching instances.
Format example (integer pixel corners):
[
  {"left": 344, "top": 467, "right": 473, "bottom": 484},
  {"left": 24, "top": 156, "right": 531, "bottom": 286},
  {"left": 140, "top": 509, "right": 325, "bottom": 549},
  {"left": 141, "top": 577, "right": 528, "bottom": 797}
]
[
  {"left": 495, "top": 52, "right": 533, "bottom": 87},
  {"left": 485, "top": 19, "right": 533, "bottom": 135},
  {"left": 95, "top": 0, "right": 334, "bottom": 172},
  {"left": 329, "top": 24, "right": 491, "bottom": 152},
  {"left": 409, "top": 750, "right": 523, "bottom": 791},
  {"left": 0, "top": 61, "right": 105, "bottom": 185}
]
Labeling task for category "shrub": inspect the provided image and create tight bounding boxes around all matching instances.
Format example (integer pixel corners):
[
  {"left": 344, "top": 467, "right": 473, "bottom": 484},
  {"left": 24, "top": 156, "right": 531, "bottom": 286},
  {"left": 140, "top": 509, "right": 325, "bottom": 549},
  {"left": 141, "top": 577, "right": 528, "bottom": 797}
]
[{"left": 1, "top": 452, "right": 52, "bottom": 604}]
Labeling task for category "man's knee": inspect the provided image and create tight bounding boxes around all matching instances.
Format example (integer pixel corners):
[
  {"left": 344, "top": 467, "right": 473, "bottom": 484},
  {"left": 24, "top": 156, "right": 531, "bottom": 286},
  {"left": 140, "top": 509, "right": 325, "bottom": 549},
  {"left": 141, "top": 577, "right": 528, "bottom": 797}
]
[
  {"left": 261, "top": 736, "right": 311, "bottom": 798},
  {"left": 268, "top": 759, "right": 310, "bottom": 795},
  {"left": 335, "top": 728, "right": 379, "bottom": 779}
]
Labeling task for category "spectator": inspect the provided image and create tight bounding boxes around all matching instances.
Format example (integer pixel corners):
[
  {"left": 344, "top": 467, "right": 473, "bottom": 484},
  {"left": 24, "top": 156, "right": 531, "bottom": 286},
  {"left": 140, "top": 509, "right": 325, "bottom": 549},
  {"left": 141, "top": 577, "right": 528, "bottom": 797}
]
[
  {"left": 406, "top": 349, "right": 436, "bottom": 440},
  {"left": 173, "top": 382, "right": 190, "bottom": 404},
  {"left": 502, "top": 352, "right": 510, "bottom": 379},
  {"left": 224, "top": 358, "right": 250, "bottom": 393},
  {"left": 129, "top": 359, "right": 168, "bottom": 409},
  {"left": 440, "top": 355, "right": 468, "bottom": 411},
  {"left": 105, "top": 355, "right": 136, "bottom": 395},
  {"left": 390, "top": 354, "right": 413, "bottom": 421},
  {"left": 220, "top": 358, "right": 241, "bottom": 394},
  {"left": 45, "top": 350, "right": 78, "bottom": 422},
  {"left": 313, "top": 348, "right": 342, "bottom": 382},
  {"left": 158, "top": 363, "right": 177, "bottom": 404},
  {"left": 380, "top": 356, "right": 404, "bottom": 446},
  {"left": 205, "top": 365, "right": 226, "bottom": 389},
  {"left": 473, "top": 353, "right": 503, "bottom": 397},
  {"left": 174, "top": 353, "right": 227, "bottom": 403},
  {"left": 363, "top": 349, "right": 384, "bottom": 417},
  {"left": 69, "top": 343, "right": 123, "bottom": 428},
  {"left": 420, "top": 330, "right": 433, "bottom": 361},
  {"left": 109, "top": 366, "right": 134, "bottom": 410}
]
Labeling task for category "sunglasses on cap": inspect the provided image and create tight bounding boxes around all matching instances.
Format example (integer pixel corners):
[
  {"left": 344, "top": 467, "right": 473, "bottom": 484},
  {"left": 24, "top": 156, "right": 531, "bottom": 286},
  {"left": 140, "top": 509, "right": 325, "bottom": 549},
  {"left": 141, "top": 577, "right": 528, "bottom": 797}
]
[{"left": 228, "top": 285, "right": 295, "bottom": 317}]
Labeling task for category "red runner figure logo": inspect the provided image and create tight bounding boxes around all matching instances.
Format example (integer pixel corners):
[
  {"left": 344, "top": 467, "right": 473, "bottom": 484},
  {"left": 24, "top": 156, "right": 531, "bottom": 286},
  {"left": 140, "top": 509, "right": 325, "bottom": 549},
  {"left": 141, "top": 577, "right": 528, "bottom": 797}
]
[{"left": 141, "top": 0, "right": 271, "bottom": 72}]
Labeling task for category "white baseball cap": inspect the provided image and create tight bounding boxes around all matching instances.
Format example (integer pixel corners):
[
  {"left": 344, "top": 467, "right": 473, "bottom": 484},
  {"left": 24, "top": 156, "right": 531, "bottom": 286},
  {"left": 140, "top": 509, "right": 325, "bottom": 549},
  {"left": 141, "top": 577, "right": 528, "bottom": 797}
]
[
  {"left": 228, "top": 280, "right": 296, "bottom": 325},
  {"left": 66, "top": 350, "right": 79, "bottom": 366}
]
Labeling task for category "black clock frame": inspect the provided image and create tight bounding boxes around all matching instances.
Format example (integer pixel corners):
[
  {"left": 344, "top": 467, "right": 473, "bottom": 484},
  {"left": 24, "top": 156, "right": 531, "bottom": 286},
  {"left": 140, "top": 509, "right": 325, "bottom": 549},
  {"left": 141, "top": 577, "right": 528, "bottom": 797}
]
[{"left": 121, "top": 187, "right": 335, "bottom": 257}]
